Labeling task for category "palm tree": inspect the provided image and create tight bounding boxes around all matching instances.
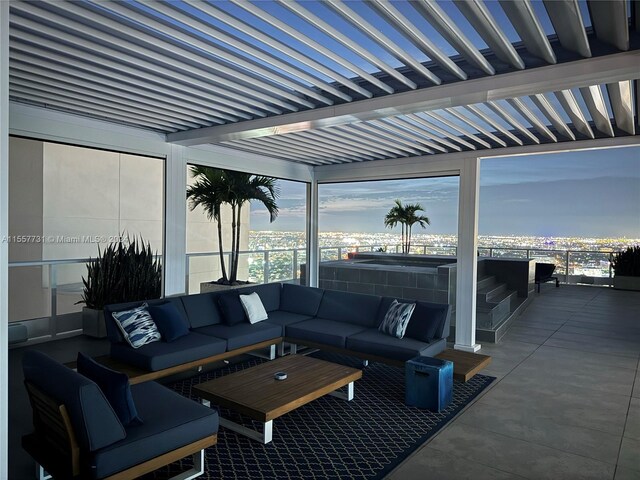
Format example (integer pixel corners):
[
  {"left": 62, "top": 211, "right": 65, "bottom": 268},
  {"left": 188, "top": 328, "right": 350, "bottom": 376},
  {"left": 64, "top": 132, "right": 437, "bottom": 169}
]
[
  {"left": 186, "top": 167, "right": 279, "bottom": 285},
  {"left": 384, "top": 200, "right": 430, "bottom": 253}
]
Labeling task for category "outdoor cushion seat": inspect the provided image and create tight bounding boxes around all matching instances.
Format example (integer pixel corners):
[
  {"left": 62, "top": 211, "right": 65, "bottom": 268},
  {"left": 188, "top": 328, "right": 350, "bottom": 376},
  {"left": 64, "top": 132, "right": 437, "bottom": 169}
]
[
  {"left": 346, "top": 329, "right": 444, "bottom": 362},
  {"left": 263, "top": 310, "right": 315, "bottom": 336},
  {"left": 110, "top": 332, "right": 227, "bottom": 371},
  {"left": 286, "top": 318, "right": 368, "bottom": 348},
  {"left": 90, "top": 381, "right": 219, "bottom": 479},
  {"left": 194, "top": 322, "right": 282, "bottom": 351}
]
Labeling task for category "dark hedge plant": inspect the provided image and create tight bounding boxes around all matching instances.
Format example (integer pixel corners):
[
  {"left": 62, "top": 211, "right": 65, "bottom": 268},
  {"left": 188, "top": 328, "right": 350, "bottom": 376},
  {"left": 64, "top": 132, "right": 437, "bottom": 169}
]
[
  {"left": 612, "top": 246, "right": 640, "bottom": 277},
  {"left": 78, "top": 236, "right": 162, "bottom": 310}
]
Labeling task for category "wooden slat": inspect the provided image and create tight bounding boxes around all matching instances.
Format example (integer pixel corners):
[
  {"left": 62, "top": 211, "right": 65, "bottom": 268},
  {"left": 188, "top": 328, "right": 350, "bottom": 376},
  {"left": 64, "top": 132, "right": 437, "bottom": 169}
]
[{"left": 194, "top": 355, "right": 362, "bottom": 422}]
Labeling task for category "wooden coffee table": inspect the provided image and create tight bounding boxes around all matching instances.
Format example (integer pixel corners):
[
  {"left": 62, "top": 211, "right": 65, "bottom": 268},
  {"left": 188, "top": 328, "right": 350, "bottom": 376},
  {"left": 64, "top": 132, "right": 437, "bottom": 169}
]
[{"left": 193, "top": 355, "right": 362, "bottom": 444}]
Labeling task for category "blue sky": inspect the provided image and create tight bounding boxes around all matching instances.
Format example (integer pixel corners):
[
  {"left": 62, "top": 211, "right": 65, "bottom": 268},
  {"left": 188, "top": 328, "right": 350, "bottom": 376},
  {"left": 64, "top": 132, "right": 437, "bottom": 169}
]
[{"left": 250, "top": 146, "right": 640, "bottom": 238}]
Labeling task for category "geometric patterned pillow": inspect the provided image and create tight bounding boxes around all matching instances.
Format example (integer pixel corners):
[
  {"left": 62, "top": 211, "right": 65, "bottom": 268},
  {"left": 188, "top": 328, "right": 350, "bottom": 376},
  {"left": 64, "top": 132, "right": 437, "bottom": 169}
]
[
  {"left": 378, "top": 299, "right": 416, "bottom": 339},
  {"left": 111, "top": 304, "right": 161, "bottom": 349}
]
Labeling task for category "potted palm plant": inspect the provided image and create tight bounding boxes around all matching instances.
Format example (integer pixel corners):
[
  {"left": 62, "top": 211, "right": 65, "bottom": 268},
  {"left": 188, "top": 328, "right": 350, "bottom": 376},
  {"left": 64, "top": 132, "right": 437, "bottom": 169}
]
[
  {"left": 384, "top": 199, "right": 430, "bottom": 253},
  {"left": 612, "top": 246, "right": 640, "bottom": 291},
  {"left": 186, "top": 166, "right": 279, "bottom": 291},
  {"left": 78, "top": 236, "right": 162, "bottom": 337}
]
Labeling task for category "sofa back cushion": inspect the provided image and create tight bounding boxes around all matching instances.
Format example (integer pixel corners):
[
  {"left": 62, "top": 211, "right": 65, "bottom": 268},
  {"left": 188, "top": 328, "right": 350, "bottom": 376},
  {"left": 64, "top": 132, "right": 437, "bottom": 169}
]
[
  {"left": 23, "top": 350, "right": 126, "bottom": 452},
  {"left": 218, "top": 292, "right": 248, "bottom": 325},
  {"left": 104, "top": 297, "right": 188, "bottom": 344},
  {"left": 316, "top": 290, "right": 382, "bottom": 327},
  {"left": 239, "top": 283, "right": 282, "bottom": 312},
  {"left": 405, "top": 302, "right": 451, "bottom": 342},
  {"left": 180, "top": 292, "right": 223, "bottom": 329},
  {"left": 280, "top": 284, "right": 324, "bottom": 316},
  {"left": 148, "top": 302, "right": 190, "bottom": 342}
]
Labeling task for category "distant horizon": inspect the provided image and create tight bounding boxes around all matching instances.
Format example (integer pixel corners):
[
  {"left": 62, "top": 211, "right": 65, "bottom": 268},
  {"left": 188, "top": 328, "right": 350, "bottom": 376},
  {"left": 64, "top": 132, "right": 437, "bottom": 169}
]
[{"left": 251, "top": 146, "right": 640, "bottom": 238}]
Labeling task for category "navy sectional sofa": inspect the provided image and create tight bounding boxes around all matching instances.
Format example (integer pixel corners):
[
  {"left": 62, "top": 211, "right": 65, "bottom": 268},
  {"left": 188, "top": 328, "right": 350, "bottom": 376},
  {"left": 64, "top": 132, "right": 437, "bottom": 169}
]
[{"left": 104, "top": 282, "right": 451, "bottom": 377}]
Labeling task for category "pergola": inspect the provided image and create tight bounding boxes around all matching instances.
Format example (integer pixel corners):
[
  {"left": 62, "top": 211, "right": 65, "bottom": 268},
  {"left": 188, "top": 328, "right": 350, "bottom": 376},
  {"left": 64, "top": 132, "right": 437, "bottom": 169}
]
[{"left": 1, "top": 1, "right": 639, "bottom": 474}]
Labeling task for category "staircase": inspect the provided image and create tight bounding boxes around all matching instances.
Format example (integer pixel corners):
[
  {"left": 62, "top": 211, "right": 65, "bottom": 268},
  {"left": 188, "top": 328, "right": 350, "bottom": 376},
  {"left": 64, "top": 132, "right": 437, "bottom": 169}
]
[{"left": 474, "top": 275, "right": 528, "bottom": 342}]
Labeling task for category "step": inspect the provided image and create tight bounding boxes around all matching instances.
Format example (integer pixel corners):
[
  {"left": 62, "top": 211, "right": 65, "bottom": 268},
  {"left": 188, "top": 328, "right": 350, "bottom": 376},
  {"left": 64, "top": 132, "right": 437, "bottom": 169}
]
[
  {"left": 477, "top": 282, "right": 507, "bottom": 303},
  {"left": 476, "top": 290, "right": 519, "bottom": 329},
  {"left": 476, "top": 275, "right": 497, "bottom": 290}
]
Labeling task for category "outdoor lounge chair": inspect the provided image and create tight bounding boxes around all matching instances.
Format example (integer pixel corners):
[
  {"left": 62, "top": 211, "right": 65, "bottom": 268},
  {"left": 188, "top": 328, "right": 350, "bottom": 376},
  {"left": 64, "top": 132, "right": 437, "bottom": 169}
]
[{"left": 535, "top": 263, "right": 560, "bottom": 293}]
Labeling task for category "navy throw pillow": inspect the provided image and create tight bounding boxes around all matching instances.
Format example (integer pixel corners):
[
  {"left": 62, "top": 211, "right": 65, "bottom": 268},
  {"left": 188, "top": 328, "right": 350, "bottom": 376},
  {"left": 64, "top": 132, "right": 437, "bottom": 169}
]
[
  {"left": 405, "top": 303, "right": 448, "bottom": 342},
  {"left": 148, "top": 302, "right": 189, "bottom": 342},
  {"left": 218, "top": 292, "right": 247, "bottom": 326},
  {"left": 77, "top": 352, "right": 142, "bottom": 427}
]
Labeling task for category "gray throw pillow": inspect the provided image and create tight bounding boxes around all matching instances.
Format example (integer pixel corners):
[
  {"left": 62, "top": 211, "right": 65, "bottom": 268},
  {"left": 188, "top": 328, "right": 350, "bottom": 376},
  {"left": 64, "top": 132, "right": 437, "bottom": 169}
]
[{"left": 378, "top": 300, "right": 416, "bottom": 339}]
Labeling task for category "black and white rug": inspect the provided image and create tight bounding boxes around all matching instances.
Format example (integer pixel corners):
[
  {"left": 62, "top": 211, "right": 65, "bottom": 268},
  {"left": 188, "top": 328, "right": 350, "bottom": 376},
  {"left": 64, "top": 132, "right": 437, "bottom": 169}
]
[{"left": 151, "top": 353, "right": 494, "bottom": 480}]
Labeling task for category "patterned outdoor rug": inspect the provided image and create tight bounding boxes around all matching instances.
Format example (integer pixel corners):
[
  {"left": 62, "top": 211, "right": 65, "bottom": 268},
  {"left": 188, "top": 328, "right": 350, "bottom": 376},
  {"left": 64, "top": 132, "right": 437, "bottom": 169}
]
[{"left": 150, "top": 353, "right": 495, "bottom": 480}]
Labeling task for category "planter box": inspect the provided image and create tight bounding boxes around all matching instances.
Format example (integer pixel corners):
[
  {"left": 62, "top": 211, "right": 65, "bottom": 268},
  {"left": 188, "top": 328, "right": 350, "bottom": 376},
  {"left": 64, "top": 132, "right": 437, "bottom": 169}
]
[
  {"left": 613, "top": 276, "right": 640, "bottom": 291},
  {"left": 200, "top": 282, "right": 254, "bottom": 294},
  {"left": 82, "top": 307, "right": 107, "bottom": 338}
]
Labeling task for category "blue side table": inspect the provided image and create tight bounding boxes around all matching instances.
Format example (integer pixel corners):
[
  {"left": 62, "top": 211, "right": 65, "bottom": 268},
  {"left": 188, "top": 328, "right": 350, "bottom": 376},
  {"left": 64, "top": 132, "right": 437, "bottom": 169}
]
[{"left": 405, "top": 356, "right": 453, "bottom": 412}]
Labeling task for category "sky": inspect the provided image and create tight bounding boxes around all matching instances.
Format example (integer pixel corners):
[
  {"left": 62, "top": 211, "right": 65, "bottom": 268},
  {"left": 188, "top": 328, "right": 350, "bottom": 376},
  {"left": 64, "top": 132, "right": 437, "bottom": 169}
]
[{"left": 250, "top": 146, "right": 640, "bottom": 238}]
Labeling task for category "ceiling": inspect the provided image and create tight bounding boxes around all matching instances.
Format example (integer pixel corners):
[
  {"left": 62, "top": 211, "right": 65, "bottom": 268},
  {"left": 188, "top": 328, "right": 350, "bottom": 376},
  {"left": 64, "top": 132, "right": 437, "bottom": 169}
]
[{"left": 8, "top": 0, "right": 640, "bottom": 166}]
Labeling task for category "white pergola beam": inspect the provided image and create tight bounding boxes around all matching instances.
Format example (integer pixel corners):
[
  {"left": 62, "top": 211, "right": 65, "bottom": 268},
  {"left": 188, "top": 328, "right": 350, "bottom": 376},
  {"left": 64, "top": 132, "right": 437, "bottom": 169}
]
[
  {"left": 167, "top": 51, "right": 640, "bottom": 145},
  {"left": 588, "top": 0, "right": 629, "bottom": 51},
  {"left": 579, "top": 85, "right": 615, "bottom": 137},
  {"left": 606, "top": 81, "right": 635, "bottom": 135},
  {"left": 530, "top": 93, "right": 576, "bottom": 140},
  {"left": 543, "top": 0, "right": 591, "bottom": 58},
  {"left": 555, "top": 89, "right": 595, "bottom": 138},
  {"left": 499, "top": 0, "right": 556, "bottom": 64}
]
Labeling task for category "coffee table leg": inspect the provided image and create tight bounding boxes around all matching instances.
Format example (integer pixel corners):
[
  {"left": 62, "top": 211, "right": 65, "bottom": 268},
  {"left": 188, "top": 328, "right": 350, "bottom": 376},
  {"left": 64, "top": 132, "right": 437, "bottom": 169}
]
[
  {"left": 329, "top": 381, "right": 355, "bottom": 401},
  {"left": 219, "top": 418, "right": 273, "bottom": 444}
]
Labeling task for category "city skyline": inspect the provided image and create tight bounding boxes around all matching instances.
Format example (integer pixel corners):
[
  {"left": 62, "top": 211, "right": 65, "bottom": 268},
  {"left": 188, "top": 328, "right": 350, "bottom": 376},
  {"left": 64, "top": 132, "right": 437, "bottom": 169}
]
[{"left": 250, "top": 146, "right": 640, "bottom": 238}]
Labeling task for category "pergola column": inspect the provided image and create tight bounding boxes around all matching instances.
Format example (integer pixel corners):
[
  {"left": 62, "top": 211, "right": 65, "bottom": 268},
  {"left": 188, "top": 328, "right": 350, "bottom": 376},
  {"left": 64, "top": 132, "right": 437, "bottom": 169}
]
[
  {"left": 1, "top": 0, "right": 10, "bottom": 475},
  {"left": 455, "top": 156, "right": 481, "bottom": 352},
  {"left": 164, "top": 144, "right": 187, "bottom": 296},
  {"left": 306, "top": 178, "right": 319, "bottom": 287}
]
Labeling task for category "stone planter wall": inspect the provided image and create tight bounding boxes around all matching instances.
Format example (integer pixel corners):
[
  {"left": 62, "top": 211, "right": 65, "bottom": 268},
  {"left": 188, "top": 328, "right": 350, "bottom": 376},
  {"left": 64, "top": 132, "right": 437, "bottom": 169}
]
[{"left": 613, "top": 276, "right": 640, "bottom": 291}]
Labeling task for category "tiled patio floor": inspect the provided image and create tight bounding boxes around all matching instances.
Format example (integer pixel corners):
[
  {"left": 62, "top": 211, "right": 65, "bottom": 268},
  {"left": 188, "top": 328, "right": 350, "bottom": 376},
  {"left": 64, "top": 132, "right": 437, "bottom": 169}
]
[{"left": 389, "top": 285, "right": 640, "bottom": 480}]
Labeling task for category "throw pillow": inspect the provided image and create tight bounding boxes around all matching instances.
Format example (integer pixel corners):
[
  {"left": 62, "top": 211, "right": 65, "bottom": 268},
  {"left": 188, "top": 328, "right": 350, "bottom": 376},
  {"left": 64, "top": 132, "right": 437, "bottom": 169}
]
[
  {"left": 239, "top": 292, "right": 268, "bottom": 324},
  {"left": 148, "top": 302, "right": 189, "bottom": 342},
  {"left": 218, "top": 292, "right": 248, "bottom": 326},
  {"left": 378, "top": 299, "right": 416, "bottom": 339},
  {"left": 111, "top": 304, "right": 161, "bottom": 349},
  {"left": 405, "top": 303, "right": 449, "bottom": 342},
  {"left": 77, "top": 352, "right": 142, "bottom": 426}
]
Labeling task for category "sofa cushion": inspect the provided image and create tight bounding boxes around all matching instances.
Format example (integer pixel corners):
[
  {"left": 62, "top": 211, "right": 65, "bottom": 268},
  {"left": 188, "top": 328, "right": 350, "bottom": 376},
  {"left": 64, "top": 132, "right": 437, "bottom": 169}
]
[
  {"left": 77, "top": 353, "right": 142, "bottom": 427},
  {"left": 194, "top": 322, "right": 281, "bottom": 351},
  {"left": 110, "top": 332, "right": 227, "bottom": 371},
  {"left": 316, "top": 290, "right": 382, "bottom": 328},
  {"left": 263, "top": 310, "right": 315, "bottom": 336},
  {"left": 346, "top": 329, "right": 436, "bottom": 362},
  {"left": 239, "top": 292, "right": 269, "bottom": 324},
  {"left": 180, "top": 292, "right": 223, "bottom": 329},
  {"left": 286, "top": 318, "right": 368, "bottom": 348},
  {"left": 280, "top": 284, "right": 324, "bottom": 316},
  {"left": 111, "top": 305, "right": 161, "bottom": 349},
  {"left": 90, "top": 381, "right": 218, "bottom": 479},
  {"left": 239, "top": 283, "right": 282, "bottom": 312},
  {"left": 23, "top": 351, "right": 125, "bottom": 452},
  {"left": 378, "top": 300, "right": 416, "bottom": 339},
  {"left": 104, "top": 298, "right": 188, "bottom": 344},
  {"left": 405, "top": 302, "right": 451, "bottom": 342},
  {"left": 148, "top": 302, "right": 190, "bottom": 342},
  {"left": 218, "top": 292, "right": 248, "bottom": 326}
]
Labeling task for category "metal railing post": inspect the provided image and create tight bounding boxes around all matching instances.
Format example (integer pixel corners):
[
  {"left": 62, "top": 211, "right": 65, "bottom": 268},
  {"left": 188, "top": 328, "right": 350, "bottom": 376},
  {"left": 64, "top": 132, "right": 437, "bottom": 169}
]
[
  {"left": 49, "top": 265, "right": 57, "bottom": 339},
  {"left": 609, "top": 252, "right": 613, "bottom": 286},
  {"left": 423, "top": 245, "right": 427, "bottom": 254},
  {"left": 185, "top": 257, "right": 190, "bottom": 294},
  {"left": 263, "top": 251, "right": 270, "bottom": 284},
  {"left": 565, "top": 251, "right": 570, "bottom": 284},
  {"left": 338, "top": 247, "right": 342, "bottom": 260},
  {"left": 293, "top": 249, "right": 298, "bottom": 280}
]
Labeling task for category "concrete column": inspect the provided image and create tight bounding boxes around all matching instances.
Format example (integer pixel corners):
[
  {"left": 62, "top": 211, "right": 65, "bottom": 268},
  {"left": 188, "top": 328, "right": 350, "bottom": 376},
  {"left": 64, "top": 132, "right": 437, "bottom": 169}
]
[
  {"left": 455, "top": 156, "right": 481, "bottom": 353},
  {"left": 306, "top": 179, "right": 319, "bottom": 287},
  {"left": 163, "top": 144, "right": 187, "bottom": 296},
  {"left": 0, "top": 1, "right": 9, "bottom": 476}
]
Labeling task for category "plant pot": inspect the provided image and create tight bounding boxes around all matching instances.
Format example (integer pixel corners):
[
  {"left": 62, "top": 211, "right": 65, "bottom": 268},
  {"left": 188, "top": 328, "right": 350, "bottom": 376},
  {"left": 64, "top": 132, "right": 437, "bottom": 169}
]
[
  {"left": 82, "top": 307, "right": 107, "bottom": 338},
  {"left": 613, "top": 276, "right": 640, "bottom": 291},
  {"left": 200, "top": 281, "right": 254, "bottom": 294}
]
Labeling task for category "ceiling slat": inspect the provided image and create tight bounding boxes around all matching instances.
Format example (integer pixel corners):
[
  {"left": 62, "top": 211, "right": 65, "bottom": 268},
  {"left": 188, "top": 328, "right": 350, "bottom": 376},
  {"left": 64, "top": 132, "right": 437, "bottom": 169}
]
[
  {"left": 453, "top": 0, "right": 525, "bottom": 70},
  {"left": 499, "top": 0, "right": 557, "bottom": 64},
  {"left": 606, "top": 81, "right": 635, "bottom": 134},
  {"left": 407, "top": 113, "right": 477, "bottom": 150},
  {"left": 486, "top": 101, "right": 541, "bottom": 143},
  {"left": 465, "top": 105, "right": 524, "bottom": 145},
  {"left": 543, "top": 0, "right": 591, "bottom": 58},
  {"left": 579, "top": 85, "right": 615, "bottom": 136},
  {"left": 505, "top": 98, "right": 557, "bottom": 141},
  {"left": 554, "top": 90, "right": 595, "bottom": 138},
  {"left": 445, "top": 107, "right": 508, "bottom": 146},
  {"left": 396, "top": 116, "right": 465, "bottom": 151},
  {"left": 346, "top": 124, "right": 425, "bottom": 156},
  {"left": 529, "top": 93, "right": 576, "bottom": 140},
  {"left": 588, "top": 0, "right": 629, "bottom": 51},
  {"left": 422, "top": 111, "right": 491, "bottom": 148}
]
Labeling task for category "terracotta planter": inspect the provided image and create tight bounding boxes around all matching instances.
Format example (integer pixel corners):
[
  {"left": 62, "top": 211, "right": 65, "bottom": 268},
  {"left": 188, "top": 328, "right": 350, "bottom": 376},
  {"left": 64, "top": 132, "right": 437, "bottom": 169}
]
[
  {"left": 82, "top": 307, "right": 107, "bottom": 338},
  {"left": 199, "top": 282, "right": 254, "bottom": 294},
  {"left": 613, "top": 276, "right": 640, "bottom": 291}
]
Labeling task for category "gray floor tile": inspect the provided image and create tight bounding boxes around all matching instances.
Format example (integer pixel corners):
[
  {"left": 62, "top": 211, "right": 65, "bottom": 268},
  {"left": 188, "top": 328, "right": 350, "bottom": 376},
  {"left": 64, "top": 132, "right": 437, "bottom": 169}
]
[
  {"left": 457, "top": 401, "right": 622, "bottom": 464},
  {"left": 531, "top": 345, "right": 639, "bottom": 370},
  {"left": 544, "top": 335, "right": 640, "bottom": 359},
  {"left": 618, "top": 437, "right": 640, "bottom": 472},
  {"left": 388, "top": 446, "right": 526, "bottom": 480},
  {"left": 558, "top": 325, "right": 640, "bottom": 342},
  {"left": 615, "top": 466, "right": 640, "bottom": 480},
  {"left": 625, "top": 397, "right": 640, "bottom": 441},
  {"left": 428, "top": 423, "right": 615, "bottom": 480}
]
